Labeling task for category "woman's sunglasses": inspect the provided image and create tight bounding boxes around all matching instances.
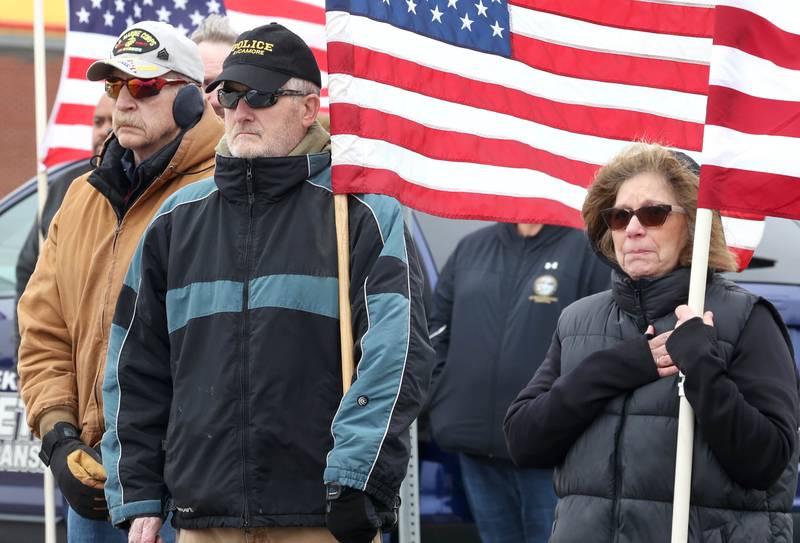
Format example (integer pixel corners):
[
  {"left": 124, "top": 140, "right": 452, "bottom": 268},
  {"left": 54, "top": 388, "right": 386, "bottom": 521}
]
[
  {"left": 217, "top": 88, "right": 308, "bottom": 110},
  {"left": 105, "top": 77, "right": 186, "bottom": 100},
  {"left": 600, "top": 204, "right": 687, "bottom": 230}
]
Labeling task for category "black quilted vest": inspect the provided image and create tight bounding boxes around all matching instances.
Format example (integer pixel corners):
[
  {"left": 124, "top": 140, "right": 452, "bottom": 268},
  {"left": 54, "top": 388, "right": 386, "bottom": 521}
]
[{"left": 551, "top": 268, "right": 797, "bottom": 543}]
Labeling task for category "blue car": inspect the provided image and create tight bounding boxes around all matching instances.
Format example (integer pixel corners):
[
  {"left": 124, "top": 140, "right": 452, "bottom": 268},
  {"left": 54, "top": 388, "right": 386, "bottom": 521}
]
[{"left": 1, "top": 176, "right": 799, "bottom": 542}]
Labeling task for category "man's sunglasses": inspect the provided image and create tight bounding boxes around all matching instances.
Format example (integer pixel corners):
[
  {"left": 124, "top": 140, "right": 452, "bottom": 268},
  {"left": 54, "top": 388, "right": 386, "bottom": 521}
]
[
  {"left": 600, "top": 204, "right": 687, "bottom": 230},
  {"left": 217, "top": 88, "right": 308, "bottom": 109},
  {"left": 105, "top": 77, "right": 186, "bottom": 99}
]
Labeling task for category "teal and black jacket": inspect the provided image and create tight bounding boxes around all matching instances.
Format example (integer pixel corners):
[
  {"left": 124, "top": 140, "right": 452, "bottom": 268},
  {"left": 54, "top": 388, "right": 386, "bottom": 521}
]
[{"left": 101, "top": 148, "right": 434, "bottom": 529}]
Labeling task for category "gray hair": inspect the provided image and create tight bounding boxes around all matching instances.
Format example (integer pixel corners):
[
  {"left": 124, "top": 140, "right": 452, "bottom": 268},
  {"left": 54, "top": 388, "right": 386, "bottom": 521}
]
[
  {"left": 190, "top": 14, "right": 238, "bottom": 44},
  {"left": 282, "top": 77, "right": 321, "bottom": 96}
]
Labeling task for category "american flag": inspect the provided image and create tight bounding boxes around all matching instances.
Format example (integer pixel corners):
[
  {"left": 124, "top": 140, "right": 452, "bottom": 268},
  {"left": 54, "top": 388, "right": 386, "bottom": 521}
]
[
  {"left": 42, "top": 0, "right": 326, "bottom": 167},
  {"left": 699, "top": 1, "right": 800, "bottom": 222},
  {"left": 326, "top": 0, "right": 765, "bottom": 269}
]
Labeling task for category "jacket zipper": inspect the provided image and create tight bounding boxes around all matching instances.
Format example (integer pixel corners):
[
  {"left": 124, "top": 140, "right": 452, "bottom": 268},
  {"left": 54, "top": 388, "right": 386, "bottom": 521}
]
[
  {"left": 611, "top": 396, "right": 629, "bottom": 543},
  {"left": 488, "top": 237, "right": 526, "bottom": 457},
  {"left": 99, "top": 221, "right": 124, "bottom": 340},
  {"left": 239, "top": 162, "right": 254, "bottom": 527},
  {"left": 612, "top": 284, "right": 646, "bottom": 538},
  {"left": 93, "top": 220, "right": 124, "bottom": 435},
  {"left": 632, "top": 286, "right": 651, "bottom": 331}
]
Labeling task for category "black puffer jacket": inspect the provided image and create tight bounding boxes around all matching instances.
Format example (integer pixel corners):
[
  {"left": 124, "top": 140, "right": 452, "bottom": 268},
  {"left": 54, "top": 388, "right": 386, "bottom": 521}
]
[{"left": 505, "top": 268, "right": 799, "bottom": 542}]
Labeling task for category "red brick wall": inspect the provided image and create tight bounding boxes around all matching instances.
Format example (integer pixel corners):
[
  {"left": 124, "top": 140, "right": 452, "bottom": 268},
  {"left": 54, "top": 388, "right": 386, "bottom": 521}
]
[{"left": 0, "top": 47, "right": 64, "bottom": 198}]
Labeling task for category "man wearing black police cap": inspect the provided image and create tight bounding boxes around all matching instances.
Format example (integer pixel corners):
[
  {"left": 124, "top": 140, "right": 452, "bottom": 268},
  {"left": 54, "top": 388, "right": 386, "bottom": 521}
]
[{"left": 102, "top": 23, "right": 434, "bottom": 543}]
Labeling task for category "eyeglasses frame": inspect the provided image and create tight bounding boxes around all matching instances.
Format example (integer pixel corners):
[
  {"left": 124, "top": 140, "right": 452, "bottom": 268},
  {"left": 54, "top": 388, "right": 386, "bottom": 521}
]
[
  {"left": 217, "top": 87, "right": 309, "bottom": 110},
  {"left": 599, "top": 204, "right": 688, "bottom": 231}
]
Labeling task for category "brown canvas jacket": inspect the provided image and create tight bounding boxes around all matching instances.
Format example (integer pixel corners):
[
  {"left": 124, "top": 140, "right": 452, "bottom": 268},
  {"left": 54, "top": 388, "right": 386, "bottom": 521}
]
[{"left": 17, "top": 104, "right": 223, "bottom": 447}]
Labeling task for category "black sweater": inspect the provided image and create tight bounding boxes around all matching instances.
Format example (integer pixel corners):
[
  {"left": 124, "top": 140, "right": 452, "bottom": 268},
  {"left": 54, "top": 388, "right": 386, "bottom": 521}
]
[{"left": 504, "top": 302, "right": 798, "bottom": 490}]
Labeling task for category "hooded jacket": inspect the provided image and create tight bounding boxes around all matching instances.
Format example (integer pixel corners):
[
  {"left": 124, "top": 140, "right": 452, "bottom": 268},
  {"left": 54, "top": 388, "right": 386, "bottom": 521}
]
[
  {"left": 18, "top": 103, "right": 223, "bottom": 447},
  {"left": 101, "top": 123, "right": 435, "bottom": 529},
  {"left": 504, "top": 264, "right": 799, "bottom": 542},
  {"left": 427, "top": 223, "right": 610, "bottom": 460}
]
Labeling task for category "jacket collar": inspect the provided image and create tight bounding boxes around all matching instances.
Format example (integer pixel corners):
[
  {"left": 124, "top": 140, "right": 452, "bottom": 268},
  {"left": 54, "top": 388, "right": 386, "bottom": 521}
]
[
  {"left": 497, "top": 222, "right": 571, "bottom": 251},
  {"left": 213, "top": 121, "right": 331, "bottom": 206},
  {"left": 214, "top": 153, "right": 330, "bottom": 205},
  {"left": 88, "top": 134, "right": 182, "bottom": 219},
  {"left": 612, "top": 267, "right": 693, "bottom": 325},
  {"left": 88, "top": 102, "right": 223, "bottom": 218}
]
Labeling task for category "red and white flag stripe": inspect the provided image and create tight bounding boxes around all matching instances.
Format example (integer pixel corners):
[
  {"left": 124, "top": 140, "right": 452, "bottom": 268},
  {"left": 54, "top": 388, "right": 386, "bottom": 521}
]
[
  {"left": 699, "top": 0, "right": 800, "bottom": 225},
  {"left": 43, "top": 0, "right": 327, "bottom": 168},
  {"left": 42, "top": 31, "right": 111, "bottom": 167},
  {"left": 328, "top": 0, "right": 765, "bottom": 269}
]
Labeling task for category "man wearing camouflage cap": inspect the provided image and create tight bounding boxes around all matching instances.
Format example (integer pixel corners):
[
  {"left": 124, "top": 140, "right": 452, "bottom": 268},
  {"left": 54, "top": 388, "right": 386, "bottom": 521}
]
[{"left": 17, "top": 19, "right": 223, "bottom": 542}]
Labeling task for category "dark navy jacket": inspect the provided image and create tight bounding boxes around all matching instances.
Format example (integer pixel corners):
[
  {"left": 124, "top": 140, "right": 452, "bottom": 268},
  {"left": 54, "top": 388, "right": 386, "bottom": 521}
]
[
  {"left": 101, "top": 150, "right": 434, "bottom": 529},
  {"left": 428, "top": 223, "right": 609, "bottom": 460}
]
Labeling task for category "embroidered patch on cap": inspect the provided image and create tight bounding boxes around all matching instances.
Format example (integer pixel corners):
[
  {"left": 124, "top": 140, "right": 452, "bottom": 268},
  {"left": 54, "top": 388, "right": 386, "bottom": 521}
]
[
  {"left": 230, "top": 39, "right": 275, "bottom": 56},
  {"left": 113, "top": 29, "right": 160, "bottom": 56}
]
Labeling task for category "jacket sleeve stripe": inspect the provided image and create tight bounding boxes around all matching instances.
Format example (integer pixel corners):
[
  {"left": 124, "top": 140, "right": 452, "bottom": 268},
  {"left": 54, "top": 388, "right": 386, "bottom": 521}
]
[
  {"left": 165, "top": 274, "right": 341, "bottom": 334},
  {"left": 103, "top": 309, "right": 141, "bottom": 522},
  {"left": 352, "top": 195, "right": 385, "bottom": 245},
  {"left": 109, "top": 500, "right": 164, "bottom": 526},
  {"left": 359, "top": 194, "right": 406, "bottom": 263},
  {"left": 249, "top": 274, "right": 339, "bottom": 319},
  {"left": 166, "top": 280, "right": 243, "bottom": 334},
  {"left": 362, "top": 288, "right": 411, "bottom": 487},
  {"left": 325, "top": 195, "right": 413, "bottom": 504},
  {"left": 305, "top": 167, "right": 333, "bottom": 192},
  {"left": 324, "top": 291, "right": 411, "bottom": 496}
]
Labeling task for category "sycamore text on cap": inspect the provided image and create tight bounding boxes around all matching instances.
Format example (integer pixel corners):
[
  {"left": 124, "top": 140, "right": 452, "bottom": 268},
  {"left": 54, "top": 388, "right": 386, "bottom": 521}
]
[{"left": 232, "top": 40, "right": 274, "bottom": 56}]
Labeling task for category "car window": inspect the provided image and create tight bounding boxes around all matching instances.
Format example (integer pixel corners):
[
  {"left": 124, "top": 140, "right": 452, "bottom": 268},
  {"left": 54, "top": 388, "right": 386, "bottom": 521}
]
[
  {"left": 724, "top": 218, "right": 800, "bottom": 285},
  {"left": 0, "top": 192, "right": 37, "bottom": 298},
  {"left": 412, "top": 211, "right": 491, "bottom": 272}
]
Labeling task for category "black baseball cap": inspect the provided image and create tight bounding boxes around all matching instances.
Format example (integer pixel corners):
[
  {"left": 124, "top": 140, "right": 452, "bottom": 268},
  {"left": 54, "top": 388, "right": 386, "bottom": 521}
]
[{"left": 205, "top": 23, "right": 321, "bottom": 93}]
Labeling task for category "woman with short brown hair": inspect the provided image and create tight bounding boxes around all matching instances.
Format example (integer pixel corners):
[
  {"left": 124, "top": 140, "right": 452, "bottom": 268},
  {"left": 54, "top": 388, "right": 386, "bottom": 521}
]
[{"left": 504, "top": 143, "right": 798, "bottom": 543}]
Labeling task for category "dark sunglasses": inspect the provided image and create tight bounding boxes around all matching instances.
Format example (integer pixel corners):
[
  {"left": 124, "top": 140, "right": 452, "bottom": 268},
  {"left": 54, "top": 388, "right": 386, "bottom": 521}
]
[
  {"left": 105, "top": 77, "right": 186, "bottom": 99},
  {"left": 600, "top": 204, "right": 687, "bottom": 230},
  {"left": 217, "top": 88, "right": 308, "bottom": 109}
]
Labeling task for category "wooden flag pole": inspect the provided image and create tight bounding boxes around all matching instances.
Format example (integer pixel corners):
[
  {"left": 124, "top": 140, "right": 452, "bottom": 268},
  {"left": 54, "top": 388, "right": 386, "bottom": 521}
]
[
  {"left": 334, "top": 193, "right": 383, "bottom": 543},
  {"left": 335, "top": 194, "right": 356, "bottom": 391},
  {"left": 670, "top": 207, "right": 713, "bottom": 542}
]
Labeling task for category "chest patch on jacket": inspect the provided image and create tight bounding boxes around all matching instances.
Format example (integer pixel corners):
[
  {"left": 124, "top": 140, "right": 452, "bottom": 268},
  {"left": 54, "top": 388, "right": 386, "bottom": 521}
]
[{"left": 529, "top": 274, "right": 559, "bottom": 304}]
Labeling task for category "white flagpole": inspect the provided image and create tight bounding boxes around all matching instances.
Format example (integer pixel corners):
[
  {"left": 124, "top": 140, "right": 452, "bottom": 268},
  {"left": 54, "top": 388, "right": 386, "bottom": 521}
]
[
  {"left": 32, "top": 1, "right": 56, "bottom": 542},
  {"left": 670, "top": 207, "right": 713, "bottom": 543}
]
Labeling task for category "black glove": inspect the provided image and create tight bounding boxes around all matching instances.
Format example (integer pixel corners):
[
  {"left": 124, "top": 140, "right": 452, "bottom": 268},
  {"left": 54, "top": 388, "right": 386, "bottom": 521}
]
[
  {"left": 326, "top": 485, "right": 398, "bottom": 543},
  {"left": 39, "top": 422, "right": 108, "bottom": 520}
]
